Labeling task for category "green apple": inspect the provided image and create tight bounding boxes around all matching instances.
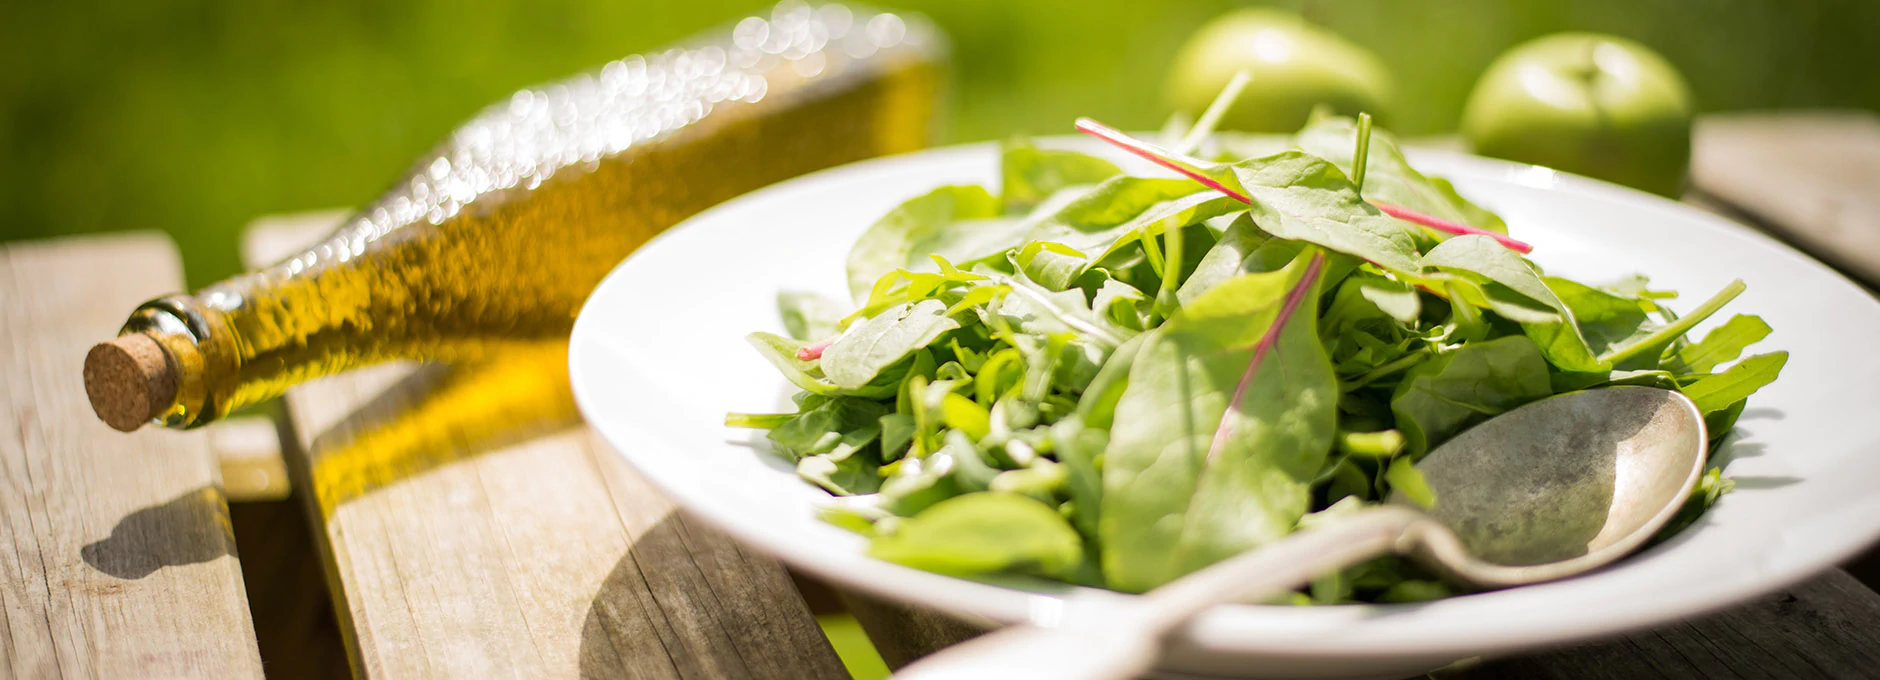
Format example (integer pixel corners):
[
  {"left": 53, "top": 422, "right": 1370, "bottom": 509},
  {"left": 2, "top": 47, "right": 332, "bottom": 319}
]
[
  {"left": 1165, "top": 9, "right": 1394, "bottom": 133},
  {"left": 1461, "top": 33, "right": 1694, "bottom": 197}
]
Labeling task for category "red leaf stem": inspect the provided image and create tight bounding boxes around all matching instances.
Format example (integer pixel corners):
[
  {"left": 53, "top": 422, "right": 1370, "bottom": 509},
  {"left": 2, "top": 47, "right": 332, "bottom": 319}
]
[
  {"left": 1073, "top": 118, "right": 1533, "bottom": 253},
  {"left": 796, "top": 339, "right": 833, "bottom": 361},
  {"left": 1204, "top": 252, "right": 1325, "bottom": 466}
]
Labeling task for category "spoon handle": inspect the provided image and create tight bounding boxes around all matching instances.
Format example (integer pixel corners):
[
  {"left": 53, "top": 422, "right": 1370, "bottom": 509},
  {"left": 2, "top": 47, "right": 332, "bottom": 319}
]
[{"left": 891, "top": 507, "right": 1429, "bottom": 680}]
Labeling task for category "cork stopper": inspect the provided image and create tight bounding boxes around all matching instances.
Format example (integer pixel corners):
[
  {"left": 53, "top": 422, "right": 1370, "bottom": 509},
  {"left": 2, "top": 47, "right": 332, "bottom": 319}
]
[{"left": 84, "top": 333, "right": 178, "bottom": 432}]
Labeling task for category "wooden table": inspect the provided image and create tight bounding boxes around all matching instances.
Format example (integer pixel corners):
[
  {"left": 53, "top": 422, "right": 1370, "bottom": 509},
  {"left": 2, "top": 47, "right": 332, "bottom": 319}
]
[{"left": 5, "top": 111, "right": 1879, "bottom": 679}]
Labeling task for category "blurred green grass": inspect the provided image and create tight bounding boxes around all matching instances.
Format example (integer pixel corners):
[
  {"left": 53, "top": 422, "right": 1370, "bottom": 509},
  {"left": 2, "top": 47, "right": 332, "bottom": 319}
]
[{"left": 3, "top": 0, "right": 1876, "bottom": 288}]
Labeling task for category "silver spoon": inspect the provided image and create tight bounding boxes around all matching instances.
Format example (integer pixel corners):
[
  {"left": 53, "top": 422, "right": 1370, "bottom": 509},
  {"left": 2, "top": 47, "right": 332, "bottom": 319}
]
[{"left": 894, "top": 386, "right": 1708, "bottom": 680}]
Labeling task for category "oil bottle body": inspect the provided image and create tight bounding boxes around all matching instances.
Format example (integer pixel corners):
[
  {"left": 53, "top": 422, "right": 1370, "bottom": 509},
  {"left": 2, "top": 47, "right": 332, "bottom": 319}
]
[{"left": 94, "top": 5, "right": 945, "bottom": 430}]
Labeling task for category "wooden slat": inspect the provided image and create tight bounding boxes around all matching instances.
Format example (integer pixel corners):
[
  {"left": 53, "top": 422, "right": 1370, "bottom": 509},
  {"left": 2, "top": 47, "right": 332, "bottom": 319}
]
[
  {"left": 1460, "top": 569, "right": 1880, "bottom": 679},
  {"left": 1, "top": 234, "right": 264, "bottom": 678},
  {"left": 244, "top": 216, "right": 844, "bottom": 679},
  {"left": 1691, "top": 110, "right": 1880, "bottom": 287}
]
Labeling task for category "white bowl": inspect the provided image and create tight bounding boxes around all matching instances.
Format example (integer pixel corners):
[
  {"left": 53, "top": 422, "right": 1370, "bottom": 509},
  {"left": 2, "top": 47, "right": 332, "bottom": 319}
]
[{"left": 570, "top": 140, "right": 1880, "bottom": 679}]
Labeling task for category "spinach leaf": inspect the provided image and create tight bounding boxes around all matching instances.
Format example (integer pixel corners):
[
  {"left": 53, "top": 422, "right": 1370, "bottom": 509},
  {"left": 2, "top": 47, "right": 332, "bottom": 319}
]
[
  {"left": 1000, "top": 138, "right": 1122, "bottom": 213},
  {"left": 1050, "top": 416, "right": 1109, "bottom": 541},
  {"left": 1682, "top": 352, "right": 1789, "bottom": 414},
  {"left": 1294, "top": 116, "right": 1508, "bottom": 235},
  {"left": 846, "top": 185, "right": 1006, "bottom": 301},
  {"left": 1100, "top": 255, "right": 1336, "bottom": 592},
  {"left": 869, "top": 492, "right": 1084, "bottom": 580},
  {"left": 822, "top": 300, "right": 961, "bottom": 389},
  {"left": 1177, "top": 214, "right": 1307, "bottom": 304},
  {"left": 749, "top": 332, "right": 888, "bottom": 398},
  {"left": 1226, "top": 151, "right": 1423, "bottom": 275},
  {"left": 1390, "top": 335, "right": 1553, "bottom": 455}
]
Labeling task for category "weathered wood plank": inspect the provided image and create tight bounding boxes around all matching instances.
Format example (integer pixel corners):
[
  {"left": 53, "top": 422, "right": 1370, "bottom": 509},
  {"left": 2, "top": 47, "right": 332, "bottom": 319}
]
[
  {"left": 1691, "top": 110, "right": 1880, "bottom": 287},
  {"left": 1460, "top": 569, "right": 1880, "bottom": 679},
  {"left": 245, "top": 216, "right": 844, "bottom": 679},
  {"left": 0, "top": 234, "right": 264, "bottom": 678}
]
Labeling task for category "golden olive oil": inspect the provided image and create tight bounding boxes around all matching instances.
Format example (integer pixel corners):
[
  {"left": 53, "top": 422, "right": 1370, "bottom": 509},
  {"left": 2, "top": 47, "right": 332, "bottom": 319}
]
[{"left": 106, "top": 5, "right": 944, "bottom": 429}]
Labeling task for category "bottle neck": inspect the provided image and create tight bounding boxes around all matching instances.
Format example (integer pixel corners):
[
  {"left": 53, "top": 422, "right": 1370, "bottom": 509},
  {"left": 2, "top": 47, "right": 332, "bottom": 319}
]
[{"left": 121, "top": 295, "right": 235, "bottom": 428}]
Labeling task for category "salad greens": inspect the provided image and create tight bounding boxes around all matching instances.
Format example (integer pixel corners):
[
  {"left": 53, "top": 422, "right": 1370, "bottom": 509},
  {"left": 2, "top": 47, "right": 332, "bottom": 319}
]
[{"left": 728, "top": 110, "right": 1784, "bottom": 602}]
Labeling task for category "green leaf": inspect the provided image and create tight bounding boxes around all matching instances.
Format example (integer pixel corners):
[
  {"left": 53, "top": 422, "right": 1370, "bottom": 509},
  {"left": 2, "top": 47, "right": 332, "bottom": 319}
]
[
  {"left": 846, "top": 185, "right": 1006, "bottom": 301},
  {"left": 1390, "top": 336, "right": 1553, "bottom": 455},
  {"left": 869, "top": 492, "right": 1085, "bottom": 580},
  {"left": 999, "top": 138, "right": 1122, "bottom": 212},
  {"left": 1028, "top": 176, "right": 1239, "bottom": 260},
  {"left": 822, "top": 300, "right": 962, "bottom": 389},
  {"left": 1669, "top": 314, "right": 1773, "bottom": 374},
  {"left": 749, "top": 332, "right": 875, "bottom": 397},
  {"left": 1420, "top": 235, "right": 1604, "bottom": 372},
  {"left": 878, "top": 454, "right": 963, "bottom": 517},
  {"left": 1049, "top": 416, "right": 1109, "bottom": 540},
  {"left": 939, "top": 392, "right": 991, "bottom": 440},
  {"left": 1015, "top": 241, "right": 1089, "bottom": 291},
  {"left": 1177, "top": 213, "right": 1308, "bottom": 304},
  {"left": 797, "top": 447, "right": 881, "bottom": 496},
  {"left": 1682, "top": 352, "right": 1788, "bottom": 414},
  {"left": 1545, "top": 277, "right": 1657, "bottom": 361},
  {"left": 1100, "top": 254, "right": 1337, "bottom": 592},
  {"left": 1226, "top": 151, "right": 1423, "bottom": 274},
  {"left": 768, "top": 397, "right": 891, "bottom": 457},
  {"left": 1294, "top": 116, "right": 1508, "bottom": 236}
]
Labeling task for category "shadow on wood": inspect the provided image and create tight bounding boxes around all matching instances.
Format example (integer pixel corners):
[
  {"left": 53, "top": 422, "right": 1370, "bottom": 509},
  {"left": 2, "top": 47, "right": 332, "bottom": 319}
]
[
  {"left": 578, "top": 510, "right": 848, "bottom": 679},
  {"left": 230, "top": 493, "right": 351, "bottom": 680},
  {"left": 81, "top": 486, "right": 235, "bottom": 580}
]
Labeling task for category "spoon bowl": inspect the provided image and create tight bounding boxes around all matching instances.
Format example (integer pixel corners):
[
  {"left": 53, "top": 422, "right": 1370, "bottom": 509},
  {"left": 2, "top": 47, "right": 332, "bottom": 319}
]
[{"left": 1404, "top": 386, "right": 1708, "bottom": 588}]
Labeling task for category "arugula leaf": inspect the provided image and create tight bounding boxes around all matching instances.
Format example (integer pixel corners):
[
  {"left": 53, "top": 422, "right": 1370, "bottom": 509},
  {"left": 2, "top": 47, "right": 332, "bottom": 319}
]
[
  {"left": 822, "top": 300, "right": 961, "bottom": 389},
  {"left": 1027, "top": 176, "right": 1240, "bottom": 261},
  {"left": 768, "top": 397, "right": 891, "bottom": 457},
  {"left": 1667, "top": 314, "right": 1773, "bottom": 374},
  {"left": 1390, "top": 335, "right": 1553, "bottom": 455},
  {"left": 1681, "top": 352, "right": 1789, "bottom": 414},
  {"left": 1014, "top": 241, "right": 1089, "bottom": 291},
  {"left": 1100, "top": 254, "right": 1336, "bottom": 592},
  {"left": 846, "top": 185, "right": 1006, "bottom": 301},
  {"left": 798, "top": 448, "right": 882, "bottom": 495},
  {"left": 1420, "top": 235, "right": 1604, "bottom": 372},
  {"left": 878, "top": 453, "right": 964, "bottom": 517},
  {"left": 869, "top": 492, "right": 1084, "bottom": 580},
  {"left": 1545, "top": 277, "right": 1657, "bottom": 360},
  {"left": 999, "top": 138, "right": 1122, "bottom": 213}
]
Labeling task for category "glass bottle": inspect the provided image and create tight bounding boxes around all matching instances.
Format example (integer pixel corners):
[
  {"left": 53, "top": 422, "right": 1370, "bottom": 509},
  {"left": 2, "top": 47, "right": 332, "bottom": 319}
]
[{"left": 83, "top": 3, "right": 945, "bottom": 431}]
